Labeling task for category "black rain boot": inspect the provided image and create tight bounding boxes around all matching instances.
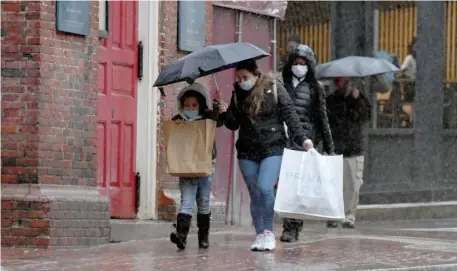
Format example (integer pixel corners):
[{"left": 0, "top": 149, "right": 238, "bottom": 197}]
[
  {"left": 280, "top": 218, "right": 297, "bottom": 243},
  {"left": 170, "top": 213, "right": 192, "bottom": 249},
  {"left": 197, "top": 213, "right": 211, "bottom": 249}
]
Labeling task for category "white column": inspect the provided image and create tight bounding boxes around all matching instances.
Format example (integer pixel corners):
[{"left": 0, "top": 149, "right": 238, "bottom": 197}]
[{"left": 136, "top": 0, "right": 160, "bottom": 220}]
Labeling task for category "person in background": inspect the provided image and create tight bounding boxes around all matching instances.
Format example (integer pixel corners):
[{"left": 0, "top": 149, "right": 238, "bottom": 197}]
[
  {"left": 224, "top": 60, "right": 312, "bottom": 252},
  {"left": 400, "top": 37, "right": 417, "bottom": 79},
  {"left": 277, "top": 35, "right": 301, "bottom": 72},
  {"left": 278, "top": 44, "right": 335, "bottom": 243},
  {"left": 400, "top": 37, "right": 417, "bottom": 104},
  {"left": 325, "top": 77, "right": 372, "bottom": 229},
  {"left": 170, "top": 82, "right": 227, "bottom": 250}
]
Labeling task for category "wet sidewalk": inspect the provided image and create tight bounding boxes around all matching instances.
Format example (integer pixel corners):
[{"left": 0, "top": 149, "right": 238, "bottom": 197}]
[{"left": 2, "top": 219, "right": 457, "bottom": 271}]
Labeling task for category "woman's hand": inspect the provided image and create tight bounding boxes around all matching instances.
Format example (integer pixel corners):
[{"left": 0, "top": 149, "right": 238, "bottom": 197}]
[
  {"left": 303, "top": 139, "right": 313, "bottom": 150},
  {"left": 218, "top": 100, "right": 228, "bottom": 113},
  {"left": 215, "top": 91, "right": 227, "bottom": 113}
]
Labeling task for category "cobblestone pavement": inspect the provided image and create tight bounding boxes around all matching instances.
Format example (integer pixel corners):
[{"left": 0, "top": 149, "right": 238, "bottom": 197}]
[{"left": 2, "top": 220, "right": 457, "bottom": 271}]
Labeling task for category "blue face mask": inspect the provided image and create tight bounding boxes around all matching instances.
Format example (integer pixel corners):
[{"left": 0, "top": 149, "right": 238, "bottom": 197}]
[
  {"left": 238, "top": 78, "right": 256, "bottom": 91},
  {"left": 183, "top": 110, "right": 199, "bottom": 120}
]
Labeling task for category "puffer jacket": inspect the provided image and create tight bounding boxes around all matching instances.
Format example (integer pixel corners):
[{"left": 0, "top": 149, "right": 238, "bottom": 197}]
[
  {"left": 281, "top": 44, "right": 335, "bottom": 154},
  {"left": 223, "top": 74, "right": 308, "bottom": 162}
]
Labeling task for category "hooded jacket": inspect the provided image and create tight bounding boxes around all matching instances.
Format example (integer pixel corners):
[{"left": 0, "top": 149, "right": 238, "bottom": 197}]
[
  {"left": 223, "top": 73, "right": 307, "bottom": 162},
  {"left": 281, "top": 44, "right": 335, "bottom": 154},
  {"left": 171, "top": 82, "right": 223, "bottom": 160}
]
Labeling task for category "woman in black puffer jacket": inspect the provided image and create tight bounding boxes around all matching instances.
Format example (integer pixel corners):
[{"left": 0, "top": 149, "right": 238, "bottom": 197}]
[{"left": 279, "top": 44, "right": 335, "bottom": 243}]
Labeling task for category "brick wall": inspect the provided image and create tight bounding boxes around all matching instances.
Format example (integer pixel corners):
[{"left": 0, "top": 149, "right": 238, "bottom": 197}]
[
  {"left": 1, "top": 1, "right": 98, "bottom": 186},
  {"left": 2, "top": 1, "right": 41, "bottom": 185},
  {"left": 1, "top": 0, "right": 109, "bottom": 247},
  {"left": 156, "top": 0, "right": 220, "bottom": 220},
  {"left": 1, "top": 200, "right": 50, "bottom": 247}
]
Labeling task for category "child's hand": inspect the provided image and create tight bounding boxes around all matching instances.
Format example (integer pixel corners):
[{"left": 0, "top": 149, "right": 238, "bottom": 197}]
[{"left": 174, "top": 119, "right": 185, "bottom": 125}]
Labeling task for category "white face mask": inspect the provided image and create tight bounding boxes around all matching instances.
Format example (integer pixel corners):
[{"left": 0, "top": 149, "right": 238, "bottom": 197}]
[
  {"left": 291, "top": 65, "right": 308, "bottom": 78},
  {"left": 238, "top": 78, "right": 256, "bottom": 91}
]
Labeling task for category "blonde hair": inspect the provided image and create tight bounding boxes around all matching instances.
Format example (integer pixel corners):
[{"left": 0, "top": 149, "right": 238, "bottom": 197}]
[{"left": 244, "top": 73, "right": 268, "bottom": 116}]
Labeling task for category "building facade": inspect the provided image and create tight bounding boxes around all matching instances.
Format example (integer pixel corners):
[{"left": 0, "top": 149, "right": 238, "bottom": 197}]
[
  {"left": 1, "top": 0, "right": 169, "bottom": 247},
  {"left": 1, "top": 0, "right": 280, "bottom": 247}
]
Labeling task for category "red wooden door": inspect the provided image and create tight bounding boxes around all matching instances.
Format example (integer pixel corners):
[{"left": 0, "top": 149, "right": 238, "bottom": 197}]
[{"left": 97, "top": 1, "right": 138, "bottom": 218}]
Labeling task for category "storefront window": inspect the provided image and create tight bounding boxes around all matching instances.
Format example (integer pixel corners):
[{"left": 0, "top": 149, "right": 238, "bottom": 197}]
[
  {"left": 374, "top": 80, "right": 415, "bottom": 129},
  {"left": 372, "top": 6, "right": 417, "bottom": 129}
]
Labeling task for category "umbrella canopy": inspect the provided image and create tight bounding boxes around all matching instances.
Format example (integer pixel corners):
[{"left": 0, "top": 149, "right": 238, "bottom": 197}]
[
  {"left": 374, "top": 51, "right": 399, "bottom": 84},
  {"left": 153, "top": 42, "right": 270, "bottom": 87},
  {"left": 315, "top": 56, "right": 400, "bottom": 79}
]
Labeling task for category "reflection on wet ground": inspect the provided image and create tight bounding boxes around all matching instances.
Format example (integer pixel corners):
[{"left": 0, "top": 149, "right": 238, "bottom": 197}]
[{"left": 2, "top": 219, "right": 457, "bottom": 271}]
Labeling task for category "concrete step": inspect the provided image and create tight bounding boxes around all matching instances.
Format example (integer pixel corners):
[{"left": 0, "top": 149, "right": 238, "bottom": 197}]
[
  {"left": 357, "top": 201, "right": 457, "bottom": 221},
  {"left": 110, "top": 219, "right": 227, "bottom": 243},
  {"left": 274, "top": 201, "right": 457, "bottom": 224}
]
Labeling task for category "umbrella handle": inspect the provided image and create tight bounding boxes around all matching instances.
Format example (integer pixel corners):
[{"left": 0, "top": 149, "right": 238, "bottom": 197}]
[
  {"left": 213, "top": 74, "right": 220, "bottom": 93},
  {"left": 159, "top": 87, "right": 166, "bottom": 97}
]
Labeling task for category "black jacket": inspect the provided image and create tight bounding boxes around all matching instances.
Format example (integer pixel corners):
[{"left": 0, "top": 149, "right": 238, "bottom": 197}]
[
  {"left": 223, "top": 74, "right": 308, "bottom": 162},
  {"left": 283, "top": 80, "right": 335, "bottom": 154},
  {"left": 326, "top": 89, "right": 372, "bottom": 157},
  {"left": 172, "top": 110, "right": 223, "bottom": 160}
]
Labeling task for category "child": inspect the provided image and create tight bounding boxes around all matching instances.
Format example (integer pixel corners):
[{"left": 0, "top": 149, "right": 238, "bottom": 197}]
[{"left": 170, "top": 82, "right": 226, "bottom": 250}]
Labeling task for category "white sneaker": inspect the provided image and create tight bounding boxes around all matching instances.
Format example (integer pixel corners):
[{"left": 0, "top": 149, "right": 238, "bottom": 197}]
[
  {"left": 263, "top": 230, "right": 276, "bottom": 251},
  {"left": 251, "top": 234, "right": 264, "bottom": 251}
]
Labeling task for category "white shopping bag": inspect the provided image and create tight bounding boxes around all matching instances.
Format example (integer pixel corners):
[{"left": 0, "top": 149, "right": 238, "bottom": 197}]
[{"left": 274, "top": 148, "right": 345, "bottom": 220}]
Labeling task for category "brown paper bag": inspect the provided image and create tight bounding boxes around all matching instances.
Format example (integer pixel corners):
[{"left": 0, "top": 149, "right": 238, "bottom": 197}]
[{"left": 163, "top": 119, "right": 217, "bottom": 177}]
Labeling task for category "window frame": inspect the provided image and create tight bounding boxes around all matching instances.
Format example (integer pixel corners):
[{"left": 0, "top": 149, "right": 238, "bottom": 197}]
[{"left": 99, "top": 0, "right": 109, "bottom": 39}]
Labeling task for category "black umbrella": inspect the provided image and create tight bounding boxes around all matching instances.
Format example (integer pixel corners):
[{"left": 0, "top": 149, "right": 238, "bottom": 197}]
[{"left": 153, "top": 42, "right": 270, "bottom": 90}]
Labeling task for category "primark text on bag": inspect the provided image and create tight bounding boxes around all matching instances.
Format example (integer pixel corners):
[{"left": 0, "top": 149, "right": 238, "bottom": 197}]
[{"left": 274, "top": 148, "right": 345, "bottom": 220}]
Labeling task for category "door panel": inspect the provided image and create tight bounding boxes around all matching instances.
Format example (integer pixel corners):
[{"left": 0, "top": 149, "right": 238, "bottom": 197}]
[
  {"left": 237, "top": 13, "right": 273, "bottom": 226},
  {"left": 211, "top": 7, "right": 238, "bottom": 223},
  {"left": 211, "top": 8, "right": 274, "bottom": 226},
  {"left": 97, "top": 1, "right": 138, "bottom": 218}
]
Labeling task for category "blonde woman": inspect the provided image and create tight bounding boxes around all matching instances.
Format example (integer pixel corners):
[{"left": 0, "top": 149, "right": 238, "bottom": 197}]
[{"left": 223, "top": 60, "right": 312, "bottom": 251}]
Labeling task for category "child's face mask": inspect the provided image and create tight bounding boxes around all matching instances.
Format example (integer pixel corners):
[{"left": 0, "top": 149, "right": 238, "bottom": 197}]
[
  {"left": 183, "top": 110, "right": 199, "bottom": 119},
  {"left": 183, "top": 96, "right": 200, "bottom": 119}
]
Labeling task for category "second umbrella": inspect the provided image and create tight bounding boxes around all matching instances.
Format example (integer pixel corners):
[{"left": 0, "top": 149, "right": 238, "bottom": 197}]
[{"left": 315, "top": 56, "right": 400, "bottom": 79}]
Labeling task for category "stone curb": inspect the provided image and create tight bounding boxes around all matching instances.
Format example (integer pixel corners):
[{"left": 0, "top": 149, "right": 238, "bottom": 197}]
[
  {"left": 365, "top": 263, "right": 457, "bottom": 271},
  {"left": 357, "top": 201, "right": 457, "bottom": 221}
]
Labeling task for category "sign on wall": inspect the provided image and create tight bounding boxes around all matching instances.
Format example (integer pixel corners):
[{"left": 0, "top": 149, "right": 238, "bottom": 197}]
[
  {"left": 178, "top": 0, "right": 206, "bottom": 52},
  {"left": 56, "top": 1, "right": 90, "bottom": 36}
]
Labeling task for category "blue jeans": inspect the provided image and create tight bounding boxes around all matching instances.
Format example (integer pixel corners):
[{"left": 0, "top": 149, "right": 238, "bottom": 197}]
[
  {"left": 178, "top": 166, "right": 214, "bottom": 215},
  {"left": 239, "top": 155, "right": 283, "bottom": 234}
]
